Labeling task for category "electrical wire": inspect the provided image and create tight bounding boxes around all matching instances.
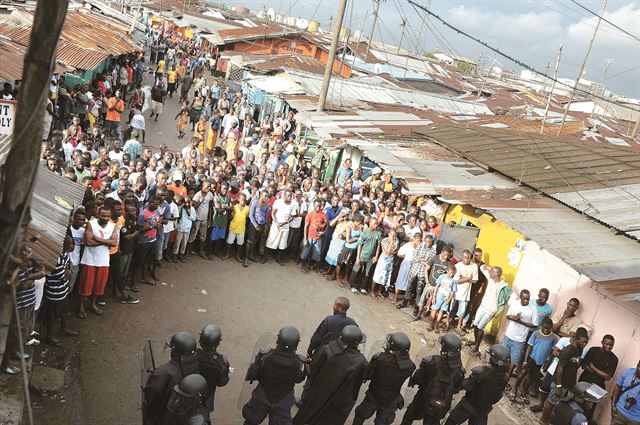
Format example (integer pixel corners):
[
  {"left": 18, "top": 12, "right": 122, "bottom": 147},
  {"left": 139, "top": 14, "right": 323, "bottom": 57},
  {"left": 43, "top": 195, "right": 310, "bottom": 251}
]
[
  {"left": 407, "top": 0, "right": 640, "bottom": 115},
  {"left": 568, "top": 0, "right": 640, "bottom": 43}
]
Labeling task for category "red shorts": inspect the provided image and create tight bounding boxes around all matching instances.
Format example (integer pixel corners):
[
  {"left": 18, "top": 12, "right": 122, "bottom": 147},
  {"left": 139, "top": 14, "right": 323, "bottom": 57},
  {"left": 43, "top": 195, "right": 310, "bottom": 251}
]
[{"left": 80, "top": 265, "right": 109, "bottom": 297}]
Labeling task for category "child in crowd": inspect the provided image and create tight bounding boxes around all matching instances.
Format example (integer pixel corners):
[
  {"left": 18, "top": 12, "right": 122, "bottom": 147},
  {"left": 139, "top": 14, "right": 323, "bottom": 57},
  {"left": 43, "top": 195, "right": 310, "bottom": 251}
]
[
  {"left": 427, "top": 264, "right": 456, "bottom": 333},
  {"left": 226, "top": 193, "right": 250, "bottom": 264},
  {"left": 509, "top": 316, "right": 558, "bottom": 404},
  {"left": 173, "top": 195, "right": 196, "bottom": 262}
]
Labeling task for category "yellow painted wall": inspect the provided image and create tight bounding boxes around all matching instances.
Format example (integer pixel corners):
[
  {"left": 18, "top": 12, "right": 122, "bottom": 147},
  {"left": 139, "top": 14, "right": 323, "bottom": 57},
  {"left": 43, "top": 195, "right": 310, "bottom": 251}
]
[
  {"left": 445, "top": 204, "right": 525, "bottom": 335},
  {"left": 445, "top": 204, "right": 524, "bottom": 283}
]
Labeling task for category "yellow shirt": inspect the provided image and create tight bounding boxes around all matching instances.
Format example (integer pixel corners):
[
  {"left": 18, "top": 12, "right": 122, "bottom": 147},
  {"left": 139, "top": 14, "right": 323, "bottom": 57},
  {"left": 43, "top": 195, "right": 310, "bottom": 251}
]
[
  {"left": 229, "top": 204, "right": 249, "bottom": 234},
  {"left": 156, "top": 59, "right": 165, "bottom": 73},
  {"left": 168, "top": 70, "right": 176, "bottom": 84}
]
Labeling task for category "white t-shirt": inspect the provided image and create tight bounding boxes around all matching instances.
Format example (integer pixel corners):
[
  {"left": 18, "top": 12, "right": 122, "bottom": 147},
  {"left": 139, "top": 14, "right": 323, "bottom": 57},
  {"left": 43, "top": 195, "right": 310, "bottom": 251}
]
[
  {"left": 164, "top": 202, "right": 179, "bottom": 233},
  {"left": 290, "top": 199, "right": 307, "bottom": 229},
  {"left": 480, "top": 265, "right": 500, "bottom": 312},
  {"left": 109, "top": 150, "right": 125, "bottom": 163},
  {"left": 403, "top": 224, "right": 421, "bottom": 239},
  {"left": 505, "top": 300, "right": 537, "bottom": 342},
  {"left": 398, "top": 242, "right": 416, "bottom": 262},
  {"left": 272, "top": 198, "right": 295, "bottom": 230},
  {"left": 453, "top": 262, "right": 478, "bottom": 302}
]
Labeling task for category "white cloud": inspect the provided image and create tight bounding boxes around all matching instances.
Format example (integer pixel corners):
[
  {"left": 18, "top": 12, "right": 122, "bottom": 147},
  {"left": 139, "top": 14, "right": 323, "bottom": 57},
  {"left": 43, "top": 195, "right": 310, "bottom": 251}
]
[{"left": 568, "top": 2, "right": 640, "bottom": 47}]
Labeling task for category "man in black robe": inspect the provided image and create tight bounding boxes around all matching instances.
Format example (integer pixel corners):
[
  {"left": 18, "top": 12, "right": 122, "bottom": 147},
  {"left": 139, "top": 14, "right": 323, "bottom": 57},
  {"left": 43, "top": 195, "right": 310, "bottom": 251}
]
[{"left": 294, "top": 325, "right": 368, "bottom": 425}]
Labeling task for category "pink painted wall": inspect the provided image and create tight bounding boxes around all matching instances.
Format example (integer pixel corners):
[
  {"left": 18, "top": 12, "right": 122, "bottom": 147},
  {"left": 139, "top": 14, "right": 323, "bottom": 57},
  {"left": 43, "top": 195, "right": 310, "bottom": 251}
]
[{"left": 497, "top": 240, "right": 640, "bottom": 425}]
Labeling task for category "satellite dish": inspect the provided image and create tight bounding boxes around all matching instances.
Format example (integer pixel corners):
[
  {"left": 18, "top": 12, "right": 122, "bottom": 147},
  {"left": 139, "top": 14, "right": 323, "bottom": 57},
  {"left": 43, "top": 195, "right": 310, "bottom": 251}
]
[
  {"left": 286, "top": 16, "right": 296, "bottom": 26},
  {"left": 296, "top": 18, "right": 309, "bottom": 29},
  {"left": 267, "top": 7, "right": 275, "bottom": 21},
  {"left": 275, "top": 14, "right": 283, "bottom": 23}
]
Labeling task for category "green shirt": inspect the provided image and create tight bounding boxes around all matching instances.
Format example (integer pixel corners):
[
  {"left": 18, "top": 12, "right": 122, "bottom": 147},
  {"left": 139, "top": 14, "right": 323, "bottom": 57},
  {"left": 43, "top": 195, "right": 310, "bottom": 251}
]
[{"left": 359, "top": 228, "right": 382, "bottom": 262}]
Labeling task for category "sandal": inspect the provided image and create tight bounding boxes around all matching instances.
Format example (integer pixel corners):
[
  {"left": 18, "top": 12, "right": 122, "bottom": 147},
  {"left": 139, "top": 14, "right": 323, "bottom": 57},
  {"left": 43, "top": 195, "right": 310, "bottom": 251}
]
[
  {"left": 89, "top": 306, "right": 103, "bottom": 316},
  {"left": 518, "top": 395, "right": 530, "bottom": 405},
  {"left": 129, "top": 285, "right": 139, "bottom": 293},
  {"left": 77, "top": 310, "right": 87, "bottom": 319}
]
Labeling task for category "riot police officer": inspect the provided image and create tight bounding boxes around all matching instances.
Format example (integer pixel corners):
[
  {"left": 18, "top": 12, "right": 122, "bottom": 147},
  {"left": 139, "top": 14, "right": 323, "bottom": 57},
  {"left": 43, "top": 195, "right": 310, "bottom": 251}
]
[
  {"left": 242, "top": 326, "right": 307, "bottom": 425},
  {"left": 445, "top": 344, "right": 510, "bottom": 425},
  {"left": 196, "top": 324, "right": 230, "bottom": 415},
  {"left": 353, "top": 332, "right": 416, "bottom": 425},
  {"left": 550, "top": 381, "right": 606, "bottom": 425},
  {"left": 400, "top": 332, "right": 465, "bottom": 425},
  {"left": 143, "top": 331, "right": 200, "bottom": 425},
  {"left": 306, "top": 297, "right": 358, "bottom": 358},
  {"left": 164, "top": 374, "right": 210, "bottom": 425},
  {"left": 294, "top": 325, "right": 369, "bottom": 425}
]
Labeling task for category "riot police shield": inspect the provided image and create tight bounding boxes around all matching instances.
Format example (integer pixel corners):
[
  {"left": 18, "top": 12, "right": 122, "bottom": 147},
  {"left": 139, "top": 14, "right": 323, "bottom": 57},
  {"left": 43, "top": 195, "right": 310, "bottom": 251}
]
[
  {"left": 140, "top": 339, "right": 168, "bottom": 411},
  {"left": 237, "top": 333, "right": 273, "bottom": 409},
  {"left": 403, "top": 338, "right": 439, "bottom": 400}
]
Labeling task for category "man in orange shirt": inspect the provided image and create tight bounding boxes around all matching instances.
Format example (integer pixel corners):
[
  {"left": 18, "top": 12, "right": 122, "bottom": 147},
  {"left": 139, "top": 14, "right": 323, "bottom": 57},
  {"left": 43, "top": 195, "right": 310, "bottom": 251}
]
[{"left": 105, "top": 89, "right": 125, "bottom": 139}]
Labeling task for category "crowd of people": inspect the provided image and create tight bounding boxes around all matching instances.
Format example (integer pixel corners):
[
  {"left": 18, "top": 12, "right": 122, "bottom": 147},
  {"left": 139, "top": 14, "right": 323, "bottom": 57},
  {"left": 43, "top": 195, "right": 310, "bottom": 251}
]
[{"left": 2, "top": 31, "right": 638, "bottom": 425}]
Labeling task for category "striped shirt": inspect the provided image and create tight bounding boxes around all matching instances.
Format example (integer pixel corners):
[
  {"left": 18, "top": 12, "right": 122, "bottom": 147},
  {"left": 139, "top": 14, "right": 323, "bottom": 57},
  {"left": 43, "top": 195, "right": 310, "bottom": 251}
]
[
  {"left": 45, "top": 252, "right": 70, "bottom": 301},
  {"left": 409, "top": 243, "right": 437, "bottom": 280},
  {"left": 15, "top": 266, "right": 39, "bottom": 309}
]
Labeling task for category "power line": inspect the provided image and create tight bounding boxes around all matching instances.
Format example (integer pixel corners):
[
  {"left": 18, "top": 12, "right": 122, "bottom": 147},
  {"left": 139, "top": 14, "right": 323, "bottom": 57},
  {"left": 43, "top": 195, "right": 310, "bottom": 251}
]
[
  {"left": 568, "top": 0, "right": 640, "bottom": 43},
  {"left": 407, "top": 0, "right": 640, "bottom": 115}
]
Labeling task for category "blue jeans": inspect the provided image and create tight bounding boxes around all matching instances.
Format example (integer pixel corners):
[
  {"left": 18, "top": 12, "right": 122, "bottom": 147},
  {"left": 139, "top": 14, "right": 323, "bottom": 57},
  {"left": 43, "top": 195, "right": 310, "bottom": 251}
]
[{"left": 155, "top": 229, "right": 165, "bottom": 261}]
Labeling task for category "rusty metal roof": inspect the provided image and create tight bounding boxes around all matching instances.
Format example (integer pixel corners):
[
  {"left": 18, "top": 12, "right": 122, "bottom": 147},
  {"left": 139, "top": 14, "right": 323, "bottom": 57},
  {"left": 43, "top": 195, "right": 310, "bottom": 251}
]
[
  {"left": 413, "top": 125, "right": 640, "bottom": 239},
  {"left": 0, "top": 9, "right": 141, "bottom": 70}
]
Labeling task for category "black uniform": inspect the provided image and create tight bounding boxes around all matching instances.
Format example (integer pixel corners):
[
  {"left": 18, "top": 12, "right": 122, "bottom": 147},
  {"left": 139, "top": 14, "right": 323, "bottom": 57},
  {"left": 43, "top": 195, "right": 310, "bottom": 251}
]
[
  {"left": 353, "top": 351, "right": 416, "bottom": 425},
  {"left": 164, "top": 406, "right": 211, "bottom": 425},
  {"left": 294, "top": 339, "right": 369, "bottom": 425},
  {"left": 196, "top": 347, "right": 230, "bottom": 413},
  {"left": 400, "top": 355, "right": 465, "bottom": 425},
  {"left": 444, "top": 365, "right": 509, "bottom": 425},
  {"left": 242, "top": 347, "right": 306, "bottom": 425},
  {"left": 550, "top": 400, "right": 591, "bottom": 425},
  {"left": 143, "top": 356, "right": 199, "bottom": 425},
  {"left": 307, "top": 312, "right": 357, "bottom": 356}
]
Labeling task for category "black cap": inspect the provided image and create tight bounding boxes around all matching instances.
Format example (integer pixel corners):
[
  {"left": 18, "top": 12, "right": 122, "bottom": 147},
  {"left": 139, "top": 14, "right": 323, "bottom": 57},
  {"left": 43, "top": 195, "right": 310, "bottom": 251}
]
[
  {"left": 199, "top": 324, "right": 222, "bottom": 349},
  {"left": 165, "top": 331, "right": 197, "bottom": 355},
  {"left": 176, "top": 374, "right": 208, "bottom": 398},
  {"left": 386, "top": 332, "right": 411, "bottom": 352},
  {"left": 277, "top": 326, "right": 300, "bottom": 351},
  {"left": 340, "top": 325, "right": 364, "bottom": 349},
  {"left": 488, "top": 344, "right": 510, "bottom": 368}
]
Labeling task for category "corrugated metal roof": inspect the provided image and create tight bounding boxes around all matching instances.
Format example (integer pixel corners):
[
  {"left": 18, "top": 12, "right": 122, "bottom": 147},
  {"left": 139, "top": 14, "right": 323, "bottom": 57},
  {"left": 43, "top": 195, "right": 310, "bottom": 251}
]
[
  {"left": 413, "top": 126, "right": 640, "bottom": 239},
  {"left": 0, "top": 38, "right": 73, "bottom": 81},
  {"left": 0, "top": 9, "right": 141, "bottom": 70},
  {"left": 287, "top": 70, "right": 493, "bottom": 115},
  {"left": 488, "top": 207, "right": 640, "bottom": 286}
]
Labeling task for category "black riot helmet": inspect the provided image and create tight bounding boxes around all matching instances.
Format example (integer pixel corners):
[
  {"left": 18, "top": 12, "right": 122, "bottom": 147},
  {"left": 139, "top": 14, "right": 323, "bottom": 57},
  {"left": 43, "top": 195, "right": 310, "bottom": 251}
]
[
  {"left": 167, "top": 374, "right": 208, "bottom": 416},
  {"left": 199, "top": 324, "right": 222, "bottom": 349},
  {"left": 277, "top": 326, "right": 301, "bottom": 351},
  {"left": 165, "top": 331, "right": 197, "bottom": 356},
  {"left": 340, "top": 325, "right": 364, "bottom": 349},
  {"left": 439, "top": 332, "right": 462, "bottom": 356},
  {"left": 488, "top": 344, "right": 510, "bottom": 369},
  {"left": 385, "top": 332, "right": 411, "bottom": 353},
  {"left": 572, "top": 382, "right": 607, "bottom": 404}
]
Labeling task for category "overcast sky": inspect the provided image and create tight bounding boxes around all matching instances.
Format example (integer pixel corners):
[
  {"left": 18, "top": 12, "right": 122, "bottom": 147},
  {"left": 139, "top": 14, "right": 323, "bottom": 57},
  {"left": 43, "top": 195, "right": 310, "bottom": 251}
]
[{"left": 221, "top": 0, "right": 640, "bottom": 99}]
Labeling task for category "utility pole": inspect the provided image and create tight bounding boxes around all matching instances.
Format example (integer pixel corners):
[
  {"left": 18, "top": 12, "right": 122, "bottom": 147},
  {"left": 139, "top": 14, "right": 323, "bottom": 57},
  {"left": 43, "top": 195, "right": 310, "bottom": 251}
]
[
  {"left": 557, "top": 0, "right": 607, "bottom": 136},
  {"left": 317, "top": 0, "right": 348, "bottom": 111},
  {"left": 0, "top": 2, "right": 68, "bottom": 424},
  {"left": 364, "top": 0, "right": 382, "bottom": 61},
  {"left": 397, "top": 18, "right": 407, "bottom": 54},
  {"left": 338, "top": 0, "right": 355, "bottom": 77},
  {"left": 541, "top": 45, "right": 563, "bottom": 134},
  {"left": 540, "top": 62, "right": 551, "bottom": 93},
  {"left": 348, "top": 9, "right": 368, "bottom": 79},
  {"left": 589, "top": 58, "right": 614, "bottom": 120}
]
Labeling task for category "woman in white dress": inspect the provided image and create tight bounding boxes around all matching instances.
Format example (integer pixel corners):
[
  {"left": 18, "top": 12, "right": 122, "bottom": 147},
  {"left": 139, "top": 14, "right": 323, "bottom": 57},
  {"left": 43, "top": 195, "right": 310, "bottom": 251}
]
[{"left": 393, "top": 232, "right": 422, "bottom": 304}]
